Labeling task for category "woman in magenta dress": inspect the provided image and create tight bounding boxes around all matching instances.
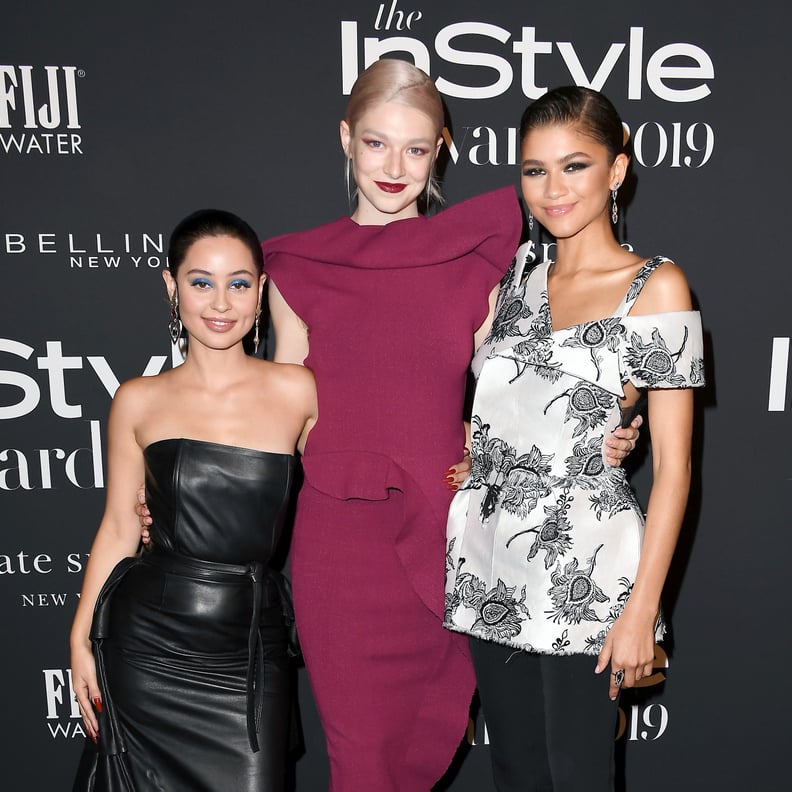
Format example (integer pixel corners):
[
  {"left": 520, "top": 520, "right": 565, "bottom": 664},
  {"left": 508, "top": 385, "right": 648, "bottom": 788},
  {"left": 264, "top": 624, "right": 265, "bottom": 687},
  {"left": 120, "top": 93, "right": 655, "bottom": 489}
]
[
  {"left": 261, "top": 62, "right": 639, "bottom": 790},
  {"left": 262, "top": 59, "right": 522, "bottom": 789}
]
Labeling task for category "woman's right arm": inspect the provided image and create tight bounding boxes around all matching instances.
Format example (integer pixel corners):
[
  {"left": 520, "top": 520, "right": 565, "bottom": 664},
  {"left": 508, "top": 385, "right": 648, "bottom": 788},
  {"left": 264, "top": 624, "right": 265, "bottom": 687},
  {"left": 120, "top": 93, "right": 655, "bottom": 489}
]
[
  {"left": 70, "top": 381, "right": 145, "bottom": 740},
  {"left": 269, "top": 279, "right": 309, "bottom": 365}
]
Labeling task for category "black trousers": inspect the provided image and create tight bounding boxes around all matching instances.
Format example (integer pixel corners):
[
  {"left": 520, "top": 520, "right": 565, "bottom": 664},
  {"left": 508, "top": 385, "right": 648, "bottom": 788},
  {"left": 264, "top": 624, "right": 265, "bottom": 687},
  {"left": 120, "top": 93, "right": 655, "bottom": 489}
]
[{"left": 470, "top": 638, "right": 619, "bottom": 792}]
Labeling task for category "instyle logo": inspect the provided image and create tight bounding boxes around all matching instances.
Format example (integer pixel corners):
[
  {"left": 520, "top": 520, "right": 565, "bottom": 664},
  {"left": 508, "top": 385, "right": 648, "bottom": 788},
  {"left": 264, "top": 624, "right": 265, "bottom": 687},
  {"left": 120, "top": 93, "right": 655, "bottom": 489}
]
[
  {"left": 340, "top": 5, "right": 717, "bottom": 170},
  {"left": 341, "top": 3, "right": 714, "bottom": 102},
  {"left": 0, "top": 65, "right": 84, "bottom": 155},
  {"left": 0, "top": 338, "right": 176, "bottom": 490}
]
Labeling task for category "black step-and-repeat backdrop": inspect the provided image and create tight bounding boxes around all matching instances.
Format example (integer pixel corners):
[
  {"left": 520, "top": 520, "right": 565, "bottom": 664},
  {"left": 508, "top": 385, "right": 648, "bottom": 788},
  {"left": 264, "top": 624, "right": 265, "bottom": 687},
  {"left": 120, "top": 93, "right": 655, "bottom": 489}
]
[{"left": 2, "top": 2, "right": 790, "bottom": 789}]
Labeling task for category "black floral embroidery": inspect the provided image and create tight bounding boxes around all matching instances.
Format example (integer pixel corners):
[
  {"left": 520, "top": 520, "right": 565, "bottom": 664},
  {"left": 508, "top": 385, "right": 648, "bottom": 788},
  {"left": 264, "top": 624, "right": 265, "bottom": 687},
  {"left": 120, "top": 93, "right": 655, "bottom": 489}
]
[
  {"left": 486, "top": 274, "right": 533, "bottom": 344},
  {"left": 588, "top": 476, "right": 638, "bottom": 521},
  {"left": 506, "top": 490, "right": 574, "bottom": 569},
  {"left": 546, "top": 544, "right": 609, "bottom": 625},
  {"left": 561, "top": 437, "right": 605, "bottom": 488},
  {"left": 544, "top": 381, "right": 616, "bottom": 437},
  {"left": 447, "top": 557, "right": 531, "bottom": 641},
  {"left": 471, "top": 578, "right": 530, "bottom": 641},
  {"left": 560, "top": 318, "right": 625, "bottom": 379},
  {"left": 500, "top": 337, "right": 561, "bottom": 383},
  {"left": 690, "top": 356, "right": 705, "bottom": 385},
  {"left": 445, "top": 537, "right": 456, "bottom": 575},
  {"left": 467, "top": 416, "right": 554, "bottom": 521},
  {"left": 444, "top": 552, "right": 485, "bottom": 621},
  {"left": 498, "top": 301, "right": 562, "bottom": 384},
  {"left": 584, "top": 577, "right": 634, "bottom": 653},
  {"left": 625, "top": 327, "right": 689, "bottom": 387},
  {"left": 552, "top": 628, "right": 571, "bottom": 653},
  {"left": 625, "top": 257, "right": 665, "bottom": 303},
  {"left": 531, "top": 296, "right": 553, "bottom": 339}
]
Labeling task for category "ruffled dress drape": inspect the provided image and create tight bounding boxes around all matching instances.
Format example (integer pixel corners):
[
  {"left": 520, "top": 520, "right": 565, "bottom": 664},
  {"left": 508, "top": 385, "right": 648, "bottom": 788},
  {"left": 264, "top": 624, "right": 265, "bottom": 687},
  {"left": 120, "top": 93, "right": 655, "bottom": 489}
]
[{"left": 262, "top": 188, "right": 523, "bottom": 789}]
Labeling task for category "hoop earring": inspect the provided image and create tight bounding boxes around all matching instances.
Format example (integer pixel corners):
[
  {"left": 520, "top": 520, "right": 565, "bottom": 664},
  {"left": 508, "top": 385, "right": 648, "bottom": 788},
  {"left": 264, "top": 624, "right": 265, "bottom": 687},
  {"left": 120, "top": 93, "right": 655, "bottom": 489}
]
[
  {"left": 528, "top": 211, "right": 534, "bottom": 232},
  {"left": 168, "top": 290, "right": 182, "bottom": 344},
  {"left": 611, "top": 184, "right": 620, "bottom": 225},
  {"left": 253, "top": 303, "right": 262, "bottom": 355}
]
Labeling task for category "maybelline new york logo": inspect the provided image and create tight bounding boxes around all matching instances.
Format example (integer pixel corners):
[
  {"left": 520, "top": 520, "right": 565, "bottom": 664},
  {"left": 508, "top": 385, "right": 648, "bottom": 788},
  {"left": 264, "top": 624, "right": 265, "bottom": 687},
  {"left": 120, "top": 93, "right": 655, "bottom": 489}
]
[
  {"left": 0, "top": 65, "right": 84, "bottom": 155},
  {"left": 2, "top": 230, "right": 168, "bottom": 269},
  {"left": 341, "top": 4, "right": 716, "bottom": 169}
]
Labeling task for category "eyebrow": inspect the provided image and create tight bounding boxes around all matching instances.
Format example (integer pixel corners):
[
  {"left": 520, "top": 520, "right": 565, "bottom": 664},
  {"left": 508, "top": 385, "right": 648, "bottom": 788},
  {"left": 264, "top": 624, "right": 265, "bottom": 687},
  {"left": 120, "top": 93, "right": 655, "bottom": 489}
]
[
  {"left": 522, "top": 151, "right": 594, "bottom": 167},
  {"left": 184, "top": 269, "right": 256, "bottom": 277},
  {"left": 359, "top": 128, "right": 434, "bottom": 145}
]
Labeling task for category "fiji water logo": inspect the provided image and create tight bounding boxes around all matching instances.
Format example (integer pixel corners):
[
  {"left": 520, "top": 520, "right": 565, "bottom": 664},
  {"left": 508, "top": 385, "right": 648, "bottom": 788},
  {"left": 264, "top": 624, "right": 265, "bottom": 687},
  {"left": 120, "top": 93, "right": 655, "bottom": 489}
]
[{"left": 0, "top": 65, "right": 84, "bottom": 155}]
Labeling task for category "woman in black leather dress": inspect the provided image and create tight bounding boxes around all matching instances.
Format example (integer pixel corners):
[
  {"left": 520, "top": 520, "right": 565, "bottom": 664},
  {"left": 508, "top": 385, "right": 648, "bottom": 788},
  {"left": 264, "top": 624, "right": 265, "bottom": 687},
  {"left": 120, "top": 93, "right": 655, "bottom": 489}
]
[{"left": 70, "top": 210, "right": 317, "bottom": 791}]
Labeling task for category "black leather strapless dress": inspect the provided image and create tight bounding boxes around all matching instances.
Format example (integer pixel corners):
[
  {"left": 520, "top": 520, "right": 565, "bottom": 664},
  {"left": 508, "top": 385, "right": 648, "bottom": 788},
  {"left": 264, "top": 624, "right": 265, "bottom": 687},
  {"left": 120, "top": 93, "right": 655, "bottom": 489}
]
[{"left": 73, "top": 439, "right": 296, "bottom": 792}]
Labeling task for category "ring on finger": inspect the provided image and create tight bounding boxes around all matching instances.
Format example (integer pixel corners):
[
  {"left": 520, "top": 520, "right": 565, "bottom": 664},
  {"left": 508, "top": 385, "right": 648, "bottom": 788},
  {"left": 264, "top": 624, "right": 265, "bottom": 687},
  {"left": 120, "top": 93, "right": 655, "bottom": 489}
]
[{"left": 612, "top": 669, "right": 625, "bottom": 687}]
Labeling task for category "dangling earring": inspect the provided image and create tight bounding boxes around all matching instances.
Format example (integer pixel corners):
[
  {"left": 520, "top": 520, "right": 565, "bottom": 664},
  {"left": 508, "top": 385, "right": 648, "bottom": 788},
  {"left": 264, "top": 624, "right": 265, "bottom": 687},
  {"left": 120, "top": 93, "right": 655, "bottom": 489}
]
[
  {"left": 345, "top": 156, "right": 356, "bottom": 206},
  {"left": 528, "top": 211, "right": 534, "bottom": 232},
  {"left": 253, "top": 302, "right": 262, "bottom": 355},
  {"left": 168, "top": 289, "right": 182, "bottom": 344},
  {"left": 611, "top": 183, "right": 620, "bottom": 225}
]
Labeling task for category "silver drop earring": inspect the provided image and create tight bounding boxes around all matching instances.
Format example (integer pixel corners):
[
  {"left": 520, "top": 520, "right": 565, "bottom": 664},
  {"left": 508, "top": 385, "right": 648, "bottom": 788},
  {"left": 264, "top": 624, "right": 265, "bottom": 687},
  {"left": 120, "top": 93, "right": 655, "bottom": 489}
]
[
  {"left": 345, "top": 156, "right": 356, "bottom": 207},
  {"left": 611, "top": 183, "right": 620, "bottom": 225},
  {"left": 253, "top": 304, "right": 261, "bottom": 355},
  {"left": 528, "top": 211, "right": 534, "bottom": 232},
  {"left": 168, "top": 290, "right": 182, "bottom": 344}
]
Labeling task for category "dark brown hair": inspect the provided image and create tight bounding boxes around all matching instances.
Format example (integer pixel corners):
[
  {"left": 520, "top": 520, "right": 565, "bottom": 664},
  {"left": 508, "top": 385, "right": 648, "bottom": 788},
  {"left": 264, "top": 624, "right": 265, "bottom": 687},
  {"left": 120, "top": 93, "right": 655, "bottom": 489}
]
[
  {"left": 519, "top": 86, "right": 626, "bottom": 163},
  {"left": 167, "top": 209, "right": 263, "bottom": 277}
]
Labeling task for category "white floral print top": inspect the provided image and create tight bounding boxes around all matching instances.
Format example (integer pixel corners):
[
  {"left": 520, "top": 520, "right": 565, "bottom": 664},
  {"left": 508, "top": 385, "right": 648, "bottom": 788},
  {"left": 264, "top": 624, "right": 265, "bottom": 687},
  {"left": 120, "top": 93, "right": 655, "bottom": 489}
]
[{"left": 444, "top": 245, "right": 705, "bottom": 655}]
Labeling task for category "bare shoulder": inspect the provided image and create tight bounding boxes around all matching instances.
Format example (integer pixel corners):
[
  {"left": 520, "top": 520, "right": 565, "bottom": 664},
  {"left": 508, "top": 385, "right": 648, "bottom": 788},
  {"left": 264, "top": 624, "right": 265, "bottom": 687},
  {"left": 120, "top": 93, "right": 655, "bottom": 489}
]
[
  {"left": 275, "top": 361, "right": 315, "bottom": 387},
  {"left": 112, "top": 375, "right": 157, "bottom": 409},
  {"left": 111, "top": 370, "right": 175, "bottom": 420},
  {"left": 246, "top": 359, "right": 317, "bottom": 424},
  {"left": 632, "top": 259, "right": 693, "bottom": 314},
  {"left": 248, "top": 358, "right": 315, "bottom": 392}
]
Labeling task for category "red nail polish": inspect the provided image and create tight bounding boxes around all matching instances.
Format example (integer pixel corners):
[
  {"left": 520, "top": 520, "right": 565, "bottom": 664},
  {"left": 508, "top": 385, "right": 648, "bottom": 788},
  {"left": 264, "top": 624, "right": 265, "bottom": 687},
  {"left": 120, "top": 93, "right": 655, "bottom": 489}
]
[
  {"left": 447, "top": 484, "right": 458, "bottom": 491},
  {"left": 93, "top": 697, "right": 103, "bottom": 713},
  {"left": 444, "top": 469, "right": 455, "bottom": 475},
  {"left": 444, "top": 475, "right": 454, "bottom": 483},
  {"left": 92, "top": 733, "right": 98, "bottom": 745}
]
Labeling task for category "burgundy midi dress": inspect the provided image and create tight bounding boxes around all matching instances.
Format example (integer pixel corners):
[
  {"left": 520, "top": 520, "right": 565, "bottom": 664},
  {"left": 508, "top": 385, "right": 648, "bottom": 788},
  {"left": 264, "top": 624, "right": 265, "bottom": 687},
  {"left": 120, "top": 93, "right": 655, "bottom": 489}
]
[{"left": 262, "top": 188, "right": 522, "bottom": 790}]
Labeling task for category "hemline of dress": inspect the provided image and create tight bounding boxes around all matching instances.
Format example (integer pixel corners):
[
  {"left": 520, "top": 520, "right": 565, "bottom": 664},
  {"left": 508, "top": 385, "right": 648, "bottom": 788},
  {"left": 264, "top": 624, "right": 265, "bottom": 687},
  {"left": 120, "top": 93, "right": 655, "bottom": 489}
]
[{"left": 442, "top": 618, "right": 666, "bottom": 657}]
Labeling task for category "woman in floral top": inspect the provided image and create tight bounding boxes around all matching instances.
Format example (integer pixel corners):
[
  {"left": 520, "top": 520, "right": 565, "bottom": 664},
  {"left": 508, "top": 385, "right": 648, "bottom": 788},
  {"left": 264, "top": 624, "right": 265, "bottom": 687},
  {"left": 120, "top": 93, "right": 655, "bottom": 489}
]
[{"left": 444, "top": 87, "right": 705, "bottom": 791}]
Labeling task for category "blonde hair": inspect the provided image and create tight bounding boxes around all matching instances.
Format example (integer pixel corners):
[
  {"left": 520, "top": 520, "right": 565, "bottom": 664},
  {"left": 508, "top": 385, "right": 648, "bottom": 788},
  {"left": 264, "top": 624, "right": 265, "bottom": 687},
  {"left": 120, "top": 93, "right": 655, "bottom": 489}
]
[{"left": 345, "top": 59, "right": 445, "bottom": 208}]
